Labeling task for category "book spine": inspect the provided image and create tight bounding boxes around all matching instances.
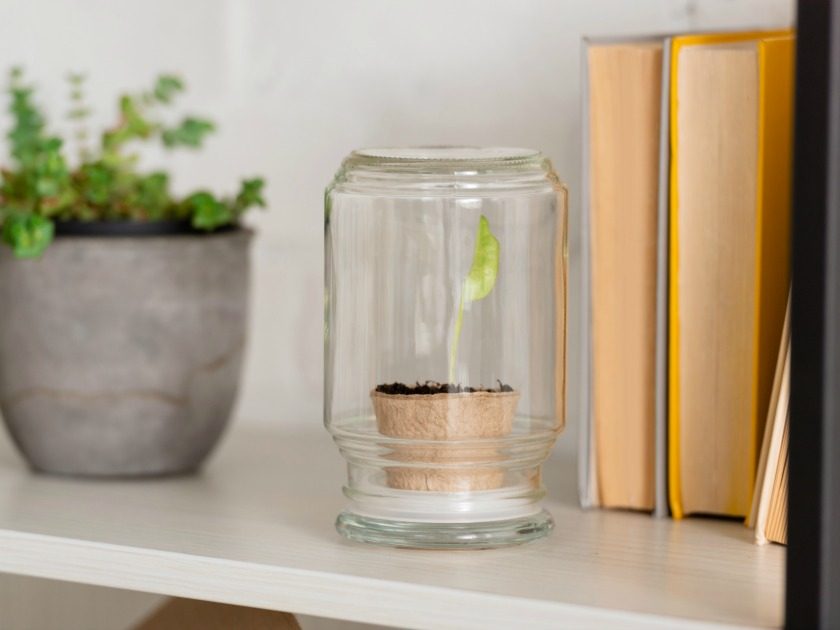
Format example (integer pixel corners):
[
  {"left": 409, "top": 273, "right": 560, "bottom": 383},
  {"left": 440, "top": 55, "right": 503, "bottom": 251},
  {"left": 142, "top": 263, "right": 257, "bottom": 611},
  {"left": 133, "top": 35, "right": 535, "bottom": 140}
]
[
  {"left": 653, "top": 37, "right": 672, "bottom": 519},
  {"left": 578, "top": 37, "right": 597, "bottom": 509}
]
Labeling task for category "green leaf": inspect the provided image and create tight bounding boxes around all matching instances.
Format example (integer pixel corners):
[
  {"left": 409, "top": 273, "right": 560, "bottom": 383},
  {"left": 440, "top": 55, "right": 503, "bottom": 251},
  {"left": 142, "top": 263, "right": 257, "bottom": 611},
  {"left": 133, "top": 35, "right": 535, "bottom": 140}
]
[
  {"left": 448, "top": 215, "right": 500, "bottom": 382},
  {"left": 162, "top": 117, "right": 215, "bottom": 148},
  {"left": 136, "top": 172, "right": 171, "bottom": 219},
  {"left": 121, "top": 95, "right": 154, "bottom": 137},
  {"left": 153, "top": 75, "right": 184, "bottom": 103},
  {"left": 7, "top": 69, "right": 50, "bottom": 171},
  {"left": 2, "top": 213, "right": 54, "bottom": 258},
  {"left": 103, "top": 96, "right": 154, "bottom": 151},
  {"left": 80, "top": 162, "right": 115, "bottom": 205},
  {"left": 236, "top": 177, "right": 265, "bottom": 209},
  {"left": 187, "top": 192, "right": 232, "bottom": 231},
  {"left": 462, "top": 215, "right": 500, "bottom": 303}
]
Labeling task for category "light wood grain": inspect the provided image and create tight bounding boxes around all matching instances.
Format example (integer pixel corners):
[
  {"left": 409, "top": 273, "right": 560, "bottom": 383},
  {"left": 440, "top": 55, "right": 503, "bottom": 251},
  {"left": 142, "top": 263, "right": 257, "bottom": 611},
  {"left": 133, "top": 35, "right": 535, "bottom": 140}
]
[{"left": 0, "top": 426, "right": 783, "bottom": 629}]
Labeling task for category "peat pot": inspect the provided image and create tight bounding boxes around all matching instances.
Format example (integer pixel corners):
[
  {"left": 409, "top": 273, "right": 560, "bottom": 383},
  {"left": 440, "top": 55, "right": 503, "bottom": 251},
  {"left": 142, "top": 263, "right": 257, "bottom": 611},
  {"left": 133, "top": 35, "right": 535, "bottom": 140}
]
[
  {"left": 0, "top": 223, "right": 251, "bottom": 477},
  {"left": 325, "top": 147, "right": 568, "bottom": 548}
]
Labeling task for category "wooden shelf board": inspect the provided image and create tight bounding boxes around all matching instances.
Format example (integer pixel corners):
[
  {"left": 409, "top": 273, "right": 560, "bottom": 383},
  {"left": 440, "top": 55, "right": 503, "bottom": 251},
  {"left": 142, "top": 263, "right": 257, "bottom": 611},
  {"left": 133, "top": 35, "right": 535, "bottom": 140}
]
[{"left": 0, "top": 426, "right": 783, "bottom": 629}]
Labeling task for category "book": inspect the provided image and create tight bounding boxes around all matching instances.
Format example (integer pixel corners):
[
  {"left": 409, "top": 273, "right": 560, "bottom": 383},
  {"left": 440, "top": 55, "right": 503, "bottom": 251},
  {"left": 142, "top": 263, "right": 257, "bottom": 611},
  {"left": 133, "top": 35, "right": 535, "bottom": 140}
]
[
  {"left": 580, "top": 36, "right": 670, "bottom": 513},
  {"left": 668, "top": 31, "right": 794, "bottom": 518},
  {"left": 579, "top": 38, "right": 597, "bottom": 509},
  {"left": 765, "top": 418, "right": 789, "bottom": 544},
  {"left": 653, "top": 38, "right": 673, "bottom": 519},
  {"left": 749, "top": 294, "right": 790, "bottom": 545}
]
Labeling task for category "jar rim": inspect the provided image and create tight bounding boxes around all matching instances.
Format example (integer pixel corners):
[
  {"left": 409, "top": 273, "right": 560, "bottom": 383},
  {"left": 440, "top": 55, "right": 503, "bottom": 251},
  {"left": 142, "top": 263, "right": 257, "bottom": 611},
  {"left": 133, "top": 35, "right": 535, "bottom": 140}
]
[
  {"left": 351, "top": 146, "right": 541, "bottom": 163},
  {"left": 331, "top": 146, "right": 562, "bottom": 194}
]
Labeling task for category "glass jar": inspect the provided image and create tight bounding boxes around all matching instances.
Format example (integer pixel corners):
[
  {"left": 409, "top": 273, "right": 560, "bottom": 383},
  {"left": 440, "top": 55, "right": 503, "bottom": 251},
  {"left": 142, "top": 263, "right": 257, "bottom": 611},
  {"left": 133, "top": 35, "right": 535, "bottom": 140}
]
[{"left": 324, "top": 147, "right": 567, "bottom": 548}]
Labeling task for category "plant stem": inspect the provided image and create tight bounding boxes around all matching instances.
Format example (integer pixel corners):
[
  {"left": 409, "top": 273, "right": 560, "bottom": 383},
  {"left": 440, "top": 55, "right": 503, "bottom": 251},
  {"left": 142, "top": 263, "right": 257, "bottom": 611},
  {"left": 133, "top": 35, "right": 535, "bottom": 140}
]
[{"left": 448, "top": 289, "right": 465, "bottom": 384}]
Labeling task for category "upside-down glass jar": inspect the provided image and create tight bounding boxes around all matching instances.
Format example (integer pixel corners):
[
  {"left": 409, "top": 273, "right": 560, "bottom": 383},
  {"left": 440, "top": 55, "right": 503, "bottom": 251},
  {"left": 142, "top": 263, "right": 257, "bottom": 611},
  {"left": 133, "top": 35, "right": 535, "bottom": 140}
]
[{"left": 324, "top": 147, "right": 567, "bottom": 548}]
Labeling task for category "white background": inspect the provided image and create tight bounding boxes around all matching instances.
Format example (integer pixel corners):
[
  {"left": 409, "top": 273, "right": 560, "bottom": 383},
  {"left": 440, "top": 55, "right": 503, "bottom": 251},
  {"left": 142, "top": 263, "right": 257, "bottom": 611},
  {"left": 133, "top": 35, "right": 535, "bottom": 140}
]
[
  {"left": 0, "top": 0, "right": 793, "bottom": 436},
  {"left": 0, "top": 0, "right": 793, "bottom": 437},
  {"left": 0, "top": 2, "right": 794, "bottom": 626}
]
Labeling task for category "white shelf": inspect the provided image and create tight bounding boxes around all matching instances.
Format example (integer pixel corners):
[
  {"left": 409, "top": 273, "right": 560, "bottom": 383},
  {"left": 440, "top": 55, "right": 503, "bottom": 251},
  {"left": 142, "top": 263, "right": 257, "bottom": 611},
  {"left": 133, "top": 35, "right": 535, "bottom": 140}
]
[{"left": 0, "top": 425, "right": 783, "bottom": 630}]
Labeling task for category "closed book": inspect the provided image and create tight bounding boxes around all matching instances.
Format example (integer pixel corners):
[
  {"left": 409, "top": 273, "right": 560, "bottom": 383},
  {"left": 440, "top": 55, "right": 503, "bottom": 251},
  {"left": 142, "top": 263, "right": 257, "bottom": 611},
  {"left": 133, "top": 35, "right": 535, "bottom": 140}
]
[
  {"left": 582, "top": 37, "right": 666, "bottom": 511},
  {"left": 750, "top": 293, "right": 790, "bottom": 545},
  {"left": 765, "top": 419, "right": 789, "bottom": 545},
  {"left": 668, "top": 32, "right": 794, "bottom": 518}
]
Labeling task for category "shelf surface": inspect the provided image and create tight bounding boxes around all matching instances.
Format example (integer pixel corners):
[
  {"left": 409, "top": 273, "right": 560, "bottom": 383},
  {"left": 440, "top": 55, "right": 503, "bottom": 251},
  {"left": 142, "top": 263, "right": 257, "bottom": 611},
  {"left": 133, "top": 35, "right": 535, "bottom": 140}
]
[{"left": 0, "top": 425, "right": 784, "bottom": 629}]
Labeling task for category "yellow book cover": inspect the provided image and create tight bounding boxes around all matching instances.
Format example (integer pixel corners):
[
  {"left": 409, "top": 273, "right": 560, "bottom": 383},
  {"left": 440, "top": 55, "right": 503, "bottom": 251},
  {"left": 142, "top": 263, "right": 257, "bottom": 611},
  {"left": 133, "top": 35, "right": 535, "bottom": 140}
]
[{"left": 668, "top": 31, "right": 794, "bottom": 519}]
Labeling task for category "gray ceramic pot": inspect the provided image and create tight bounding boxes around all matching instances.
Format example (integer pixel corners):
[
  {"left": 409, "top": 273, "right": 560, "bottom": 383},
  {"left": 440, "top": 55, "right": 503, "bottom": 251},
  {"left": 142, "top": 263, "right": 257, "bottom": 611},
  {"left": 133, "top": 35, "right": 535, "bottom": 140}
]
[{"left": 0, "top": 228, "right": 251, "bottom": 476}]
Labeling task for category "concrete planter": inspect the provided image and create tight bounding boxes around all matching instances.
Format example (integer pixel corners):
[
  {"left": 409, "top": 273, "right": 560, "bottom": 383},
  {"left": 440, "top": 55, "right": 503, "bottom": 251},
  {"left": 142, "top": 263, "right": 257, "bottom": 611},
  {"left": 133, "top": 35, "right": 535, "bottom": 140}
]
[{"left": 0, "top": 227, "right": 251, "bottom": 476}]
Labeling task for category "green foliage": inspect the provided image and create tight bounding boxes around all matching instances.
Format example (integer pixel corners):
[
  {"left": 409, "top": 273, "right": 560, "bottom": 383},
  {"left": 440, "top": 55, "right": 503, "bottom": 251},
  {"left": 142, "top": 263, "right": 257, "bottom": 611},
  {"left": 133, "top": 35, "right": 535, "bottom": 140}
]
[
  {"left": 2, "top": 213, "right": 54, "bottom": 258},
  {"left": 162, "top": 117, "right": 215, "bottom": 148},
  {"left": 185, "top": 177, "right": 266, "bottom": 231},
  {"left": 135, "top": 172, "right": 170, "bottom": 219},
  {"left": 449, "top": 215, "right": 500, "bottom": 383},
  {"left": 186, "top": 191, "right": 232, "bottom": 230},
  {"left": 8, "top": 68, "right": 48, "bottom": 169},
  {"left": 152, "top": 75, "right": 184, "bottom": 104},
  {"left": 235, "top": 178, "right": 266, "bottom": 212},
  {"left": 66, "top": 72, "right": 91, "bottom": 162},
  {"left": 0, "top": 68, "right": 266, "bottom": 258},
  {"left": 4, "top": 68, "right": 74, "bottom": 219}
]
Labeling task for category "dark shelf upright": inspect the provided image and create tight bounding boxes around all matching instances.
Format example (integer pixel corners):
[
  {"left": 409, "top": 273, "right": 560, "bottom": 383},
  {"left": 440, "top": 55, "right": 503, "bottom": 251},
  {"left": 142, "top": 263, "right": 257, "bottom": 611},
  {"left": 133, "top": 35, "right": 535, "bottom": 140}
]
[{"left": 788, "top": 0, "right": 840, "bottom": 627}]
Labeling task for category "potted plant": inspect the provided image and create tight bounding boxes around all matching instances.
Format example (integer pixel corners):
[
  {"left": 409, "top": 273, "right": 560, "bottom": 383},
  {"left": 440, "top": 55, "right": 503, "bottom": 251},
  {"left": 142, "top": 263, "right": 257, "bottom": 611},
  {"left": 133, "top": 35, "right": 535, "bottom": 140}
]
[
  {"left": 370, "top": 215, "right": 519, "bottom": 491},
  {"left": 0, "top": 68, "right": 265, "bottom": 476}
]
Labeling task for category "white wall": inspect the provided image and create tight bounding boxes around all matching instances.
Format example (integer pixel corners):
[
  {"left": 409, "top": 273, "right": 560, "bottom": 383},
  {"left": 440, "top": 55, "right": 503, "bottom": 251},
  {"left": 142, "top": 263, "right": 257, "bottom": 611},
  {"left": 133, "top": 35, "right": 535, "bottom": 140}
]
[
  {"left": 0, "top": 1, "right": 794, "bottom": 628},
  {"left": 0, "top": 0, "right": 793, "bottom": 433}
]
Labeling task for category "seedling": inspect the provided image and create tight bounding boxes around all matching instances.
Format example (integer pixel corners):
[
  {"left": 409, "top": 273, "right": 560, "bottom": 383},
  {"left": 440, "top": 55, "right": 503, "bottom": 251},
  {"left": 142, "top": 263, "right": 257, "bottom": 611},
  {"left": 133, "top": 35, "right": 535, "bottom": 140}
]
[{"left": 448, "top": 214, "right": 500, "bottom": 383}]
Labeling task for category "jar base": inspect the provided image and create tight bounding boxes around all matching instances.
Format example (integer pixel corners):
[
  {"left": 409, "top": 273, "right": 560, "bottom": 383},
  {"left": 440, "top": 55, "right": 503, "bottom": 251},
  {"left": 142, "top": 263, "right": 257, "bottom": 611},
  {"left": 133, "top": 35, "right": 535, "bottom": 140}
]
[{"left": 335, "top": 509, "right": 553, "bottom": 549}]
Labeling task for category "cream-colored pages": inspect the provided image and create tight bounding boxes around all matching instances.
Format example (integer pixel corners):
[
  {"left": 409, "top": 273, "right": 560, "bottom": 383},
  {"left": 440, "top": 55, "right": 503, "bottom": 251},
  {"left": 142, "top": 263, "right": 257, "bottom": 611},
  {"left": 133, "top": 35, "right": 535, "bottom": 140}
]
[
  {"left": 748, "top": 295, "right": 791, "bottom": 528},
  {"left": 676, "top": 42, "right": 759, "bottom": 516},
  {"left": 754, "top": 340, "right": 790, "bottom": 544},
  {"left": 765, "top": 415, "right": 789, "bottom": 545},
  {"left": 588, "top": 41, "right": 662, "bottom": 510}
]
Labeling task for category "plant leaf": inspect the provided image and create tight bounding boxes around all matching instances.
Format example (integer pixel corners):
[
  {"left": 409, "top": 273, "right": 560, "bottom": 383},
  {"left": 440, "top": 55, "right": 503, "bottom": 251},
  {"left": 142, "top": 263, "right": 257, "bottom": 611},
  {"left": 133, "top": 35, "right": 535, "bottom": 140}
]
[
  {"left": 187, "top": 191, "right": 232, "bottom": 231},
  {"left": 80, "top": 161, "right": 115, "bottom": 205},
  {"left": 103, "top": 95, "right": 154, "bottom": 150},
  {"left": 235, "top": 177, "right": 265, "bottom": 210},
  {"left": 462, "top": 215, "right": 499, "bottom": 303},
  {"left": 2, "top": 213, "right": 54, "bottom": 258},
  {"left": 153, "top": 75, "right": 184, "bottom": 103},
  {"left": 121, "top": 96, "right": 154, "bottom": 137},
  {"left": 161, "top": 117, "right": 215, "bottom": 148},
  {"left": 135, "top": 172, "right": 170, "bottom": 219}
]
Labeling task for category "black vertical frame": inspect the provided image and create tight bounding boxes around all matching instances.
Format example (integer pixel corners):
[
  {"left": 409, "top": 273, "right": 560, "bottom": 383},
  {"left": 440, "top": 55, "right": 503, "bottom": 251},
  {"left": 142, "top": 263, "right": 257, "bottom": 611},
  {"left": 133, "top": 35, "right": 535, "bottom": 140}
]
[{"left": 788, "top": 0, "right": 840, "bottom": 627}]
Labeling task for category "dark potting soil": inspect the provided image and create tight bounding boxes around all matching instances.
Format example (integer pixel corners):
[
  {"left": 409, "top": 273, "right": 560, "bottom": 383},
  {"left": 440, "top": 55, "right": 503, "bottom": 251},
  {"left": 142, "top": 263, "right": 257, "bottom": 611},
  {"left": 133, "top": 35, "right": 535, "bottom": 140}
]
[{"left": 375, "top": 380, "right": 514, "bottom": 395}]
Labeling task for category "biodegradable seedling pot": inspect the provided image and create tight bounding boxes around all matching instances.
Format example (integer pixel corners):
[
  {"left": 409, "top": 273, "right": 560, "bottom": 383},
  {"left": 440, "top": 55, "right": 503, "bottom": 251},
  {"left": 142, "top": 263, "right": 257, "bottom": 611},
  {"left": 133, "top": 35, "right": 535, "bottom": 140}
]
[{"left": 371, "top": 387, "right": 520, "bottom": 491}]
